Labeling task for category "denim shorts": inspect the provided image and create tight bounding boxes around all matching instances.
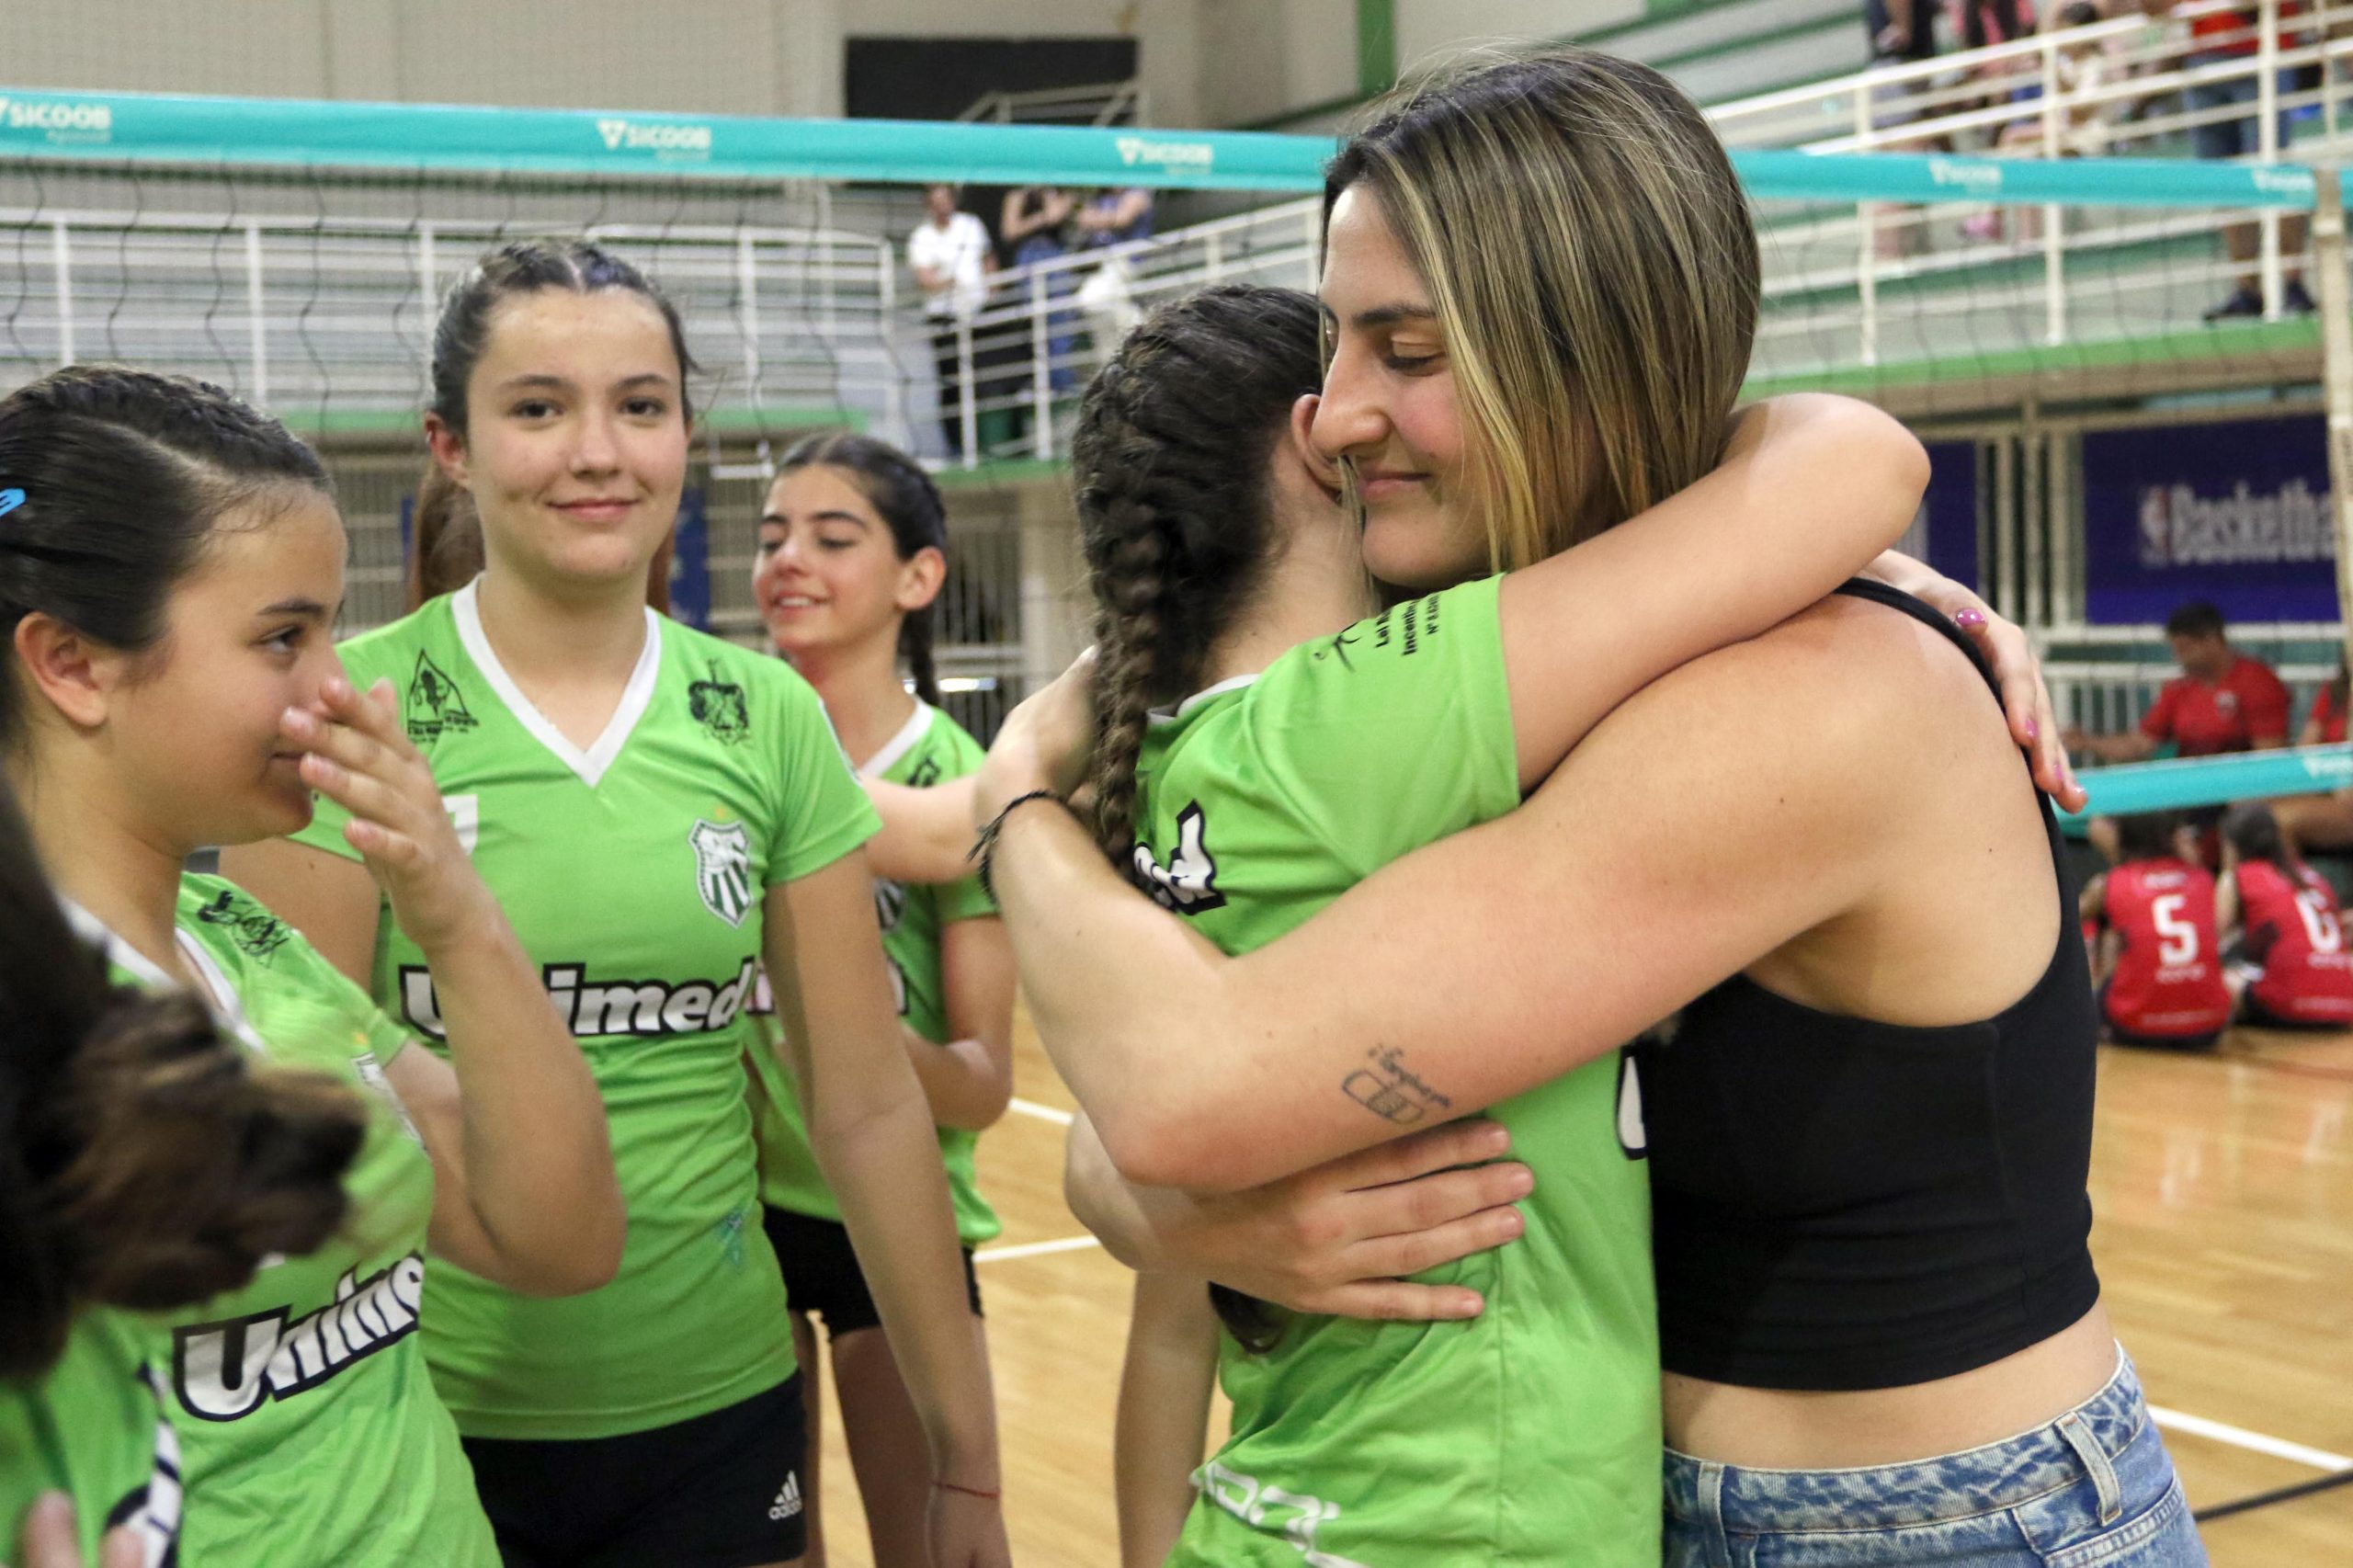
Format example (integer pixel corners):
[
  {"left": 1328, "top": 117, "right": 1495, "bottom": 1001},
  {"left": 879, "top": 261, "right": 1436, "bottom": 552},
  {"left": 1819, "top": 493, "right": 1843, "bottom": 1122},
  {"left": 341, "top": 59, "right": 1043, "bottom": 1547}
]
[{"left": 1664, "top": 1352, "right": 2208, "bottom": 1566}]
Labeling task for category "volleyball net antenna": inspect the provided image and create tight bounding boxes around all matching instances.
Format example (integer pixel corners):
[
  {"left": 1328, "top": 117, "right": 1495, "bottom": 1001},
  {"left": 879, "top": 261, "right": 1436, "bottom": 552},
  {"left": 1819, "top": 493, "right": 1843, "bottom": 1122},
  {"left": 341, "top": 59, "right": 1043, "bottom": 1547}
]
[{"left": 3, "top": 6, "right": 2351, "bottom": 768}]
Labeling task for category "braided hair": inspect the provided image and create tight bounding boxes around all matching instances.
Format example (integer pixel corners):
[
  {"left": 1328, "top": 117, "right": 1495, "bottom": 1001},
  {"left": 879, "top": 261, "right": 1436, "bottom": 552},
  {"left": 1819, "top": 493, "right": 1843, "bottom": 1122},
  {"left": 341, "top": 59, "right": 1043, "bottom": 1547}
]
[
  {"left": 775, "top": 433, "right": 951, "bottom": 706},
  {"left": 1070, "top": 286, "right": 1324, "bottom": 1357},
  {"left": 0, "top": 366, "right": 332, "bottom": 747},
  {"left": 0, "top": 778, "right": 363, "bottom": 1380},
  {"left": 1071, "top": 284, "right": 1325, "bottom": 858}
]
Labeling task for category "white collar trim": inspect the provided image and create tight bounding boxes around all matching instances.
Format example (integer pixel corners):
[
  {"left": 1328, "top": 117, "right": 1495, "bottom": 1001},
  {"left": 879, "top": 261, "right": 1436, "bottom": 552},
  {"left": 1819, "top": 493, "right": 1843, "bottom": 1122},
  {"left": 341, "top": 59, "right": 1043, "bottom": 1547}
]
[
  {"left": 450, "top": 578, "right": 663, "bottom": 788},
  {"left": 858, "top": 700, "right": 936, "bottom": 779},
  {"left": 63, "top": 897, "right": 267, "bottom": 1058},
  {"left": 1147, "top": 672, "right": 1259, "bottom": 727}
]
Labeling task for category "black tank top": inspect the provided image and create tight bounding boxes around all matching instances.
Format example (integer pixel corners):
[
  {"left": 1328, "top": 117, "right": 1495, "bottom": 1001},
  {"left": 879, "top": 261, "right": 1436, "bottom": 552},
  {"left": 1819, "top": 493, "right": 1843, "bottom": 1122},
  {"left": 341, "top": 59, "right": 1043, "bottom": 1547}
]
[{"left": 1638, "top": 579, "right": 2102, "bottom": 1391}]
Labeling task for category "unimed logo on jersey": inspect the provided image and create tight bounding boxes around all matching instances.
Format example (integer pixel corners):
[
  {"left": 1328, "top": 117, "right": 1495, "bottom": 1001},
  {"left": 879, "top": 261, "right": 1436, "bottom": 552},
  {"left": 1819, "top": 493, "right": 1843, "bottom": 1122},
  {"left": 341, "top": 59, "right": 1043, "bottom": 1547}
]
[
  {"left": 401, "top": 959, "right": 761, "bottom": 1041},
  {"left": 172, "top": 1256, "right": 426, "bottom": 1423}
]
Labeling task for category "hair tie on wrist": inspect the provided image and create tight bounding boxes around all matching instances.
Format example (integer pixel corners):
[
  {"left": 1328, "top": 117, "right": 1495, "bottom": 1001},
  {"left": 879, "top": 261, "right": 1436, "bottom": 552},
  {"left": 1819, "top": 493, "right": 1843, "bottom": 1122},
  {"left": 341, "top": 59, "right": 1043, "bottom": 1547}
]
[
  {"left": 971, "top": 789, "right": 1063, "bottom": 902},
  {"left": 933, "top": 1478, "right": 1001, "bottom": 1501}
]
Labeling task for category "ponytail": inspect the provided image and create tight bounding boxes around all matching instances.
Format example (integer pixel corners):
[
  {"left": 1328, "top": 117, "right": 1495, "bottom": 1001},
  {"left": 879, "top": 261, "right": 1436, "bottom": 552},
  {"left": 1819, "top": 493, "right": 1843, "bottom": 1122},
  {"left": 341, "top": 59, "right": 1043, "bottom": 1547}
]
[{"left": 1068, "top": 285, "right": 1324, "bottom": 1355}]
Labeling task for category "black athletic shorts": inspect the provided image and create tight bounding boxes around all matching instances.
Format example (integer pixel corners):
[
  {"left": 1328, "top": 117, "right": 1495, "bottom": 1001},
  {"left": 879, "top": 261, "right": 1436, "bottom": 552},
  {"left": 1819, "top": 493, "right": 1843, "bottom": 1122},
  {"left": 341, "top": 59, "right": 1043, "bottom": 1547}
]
[
  {"left": 762, "top": 1205, "right": 983, "bottom": 1338},
  {"left": 460, "top": 1375, "right": 807, "bottom": 1568}
]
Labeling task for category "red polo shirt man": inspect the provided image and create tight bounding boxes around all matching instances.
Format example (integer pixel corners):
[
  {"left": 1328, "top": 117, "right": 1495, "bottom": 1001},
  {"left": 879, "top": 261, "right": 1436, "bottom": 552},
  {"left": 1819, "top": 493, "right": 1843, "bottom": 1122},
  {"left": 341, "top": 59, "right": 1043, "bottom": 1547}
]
[{"left": 2065, "top": 601, "right": 2291, "bottom": 763}]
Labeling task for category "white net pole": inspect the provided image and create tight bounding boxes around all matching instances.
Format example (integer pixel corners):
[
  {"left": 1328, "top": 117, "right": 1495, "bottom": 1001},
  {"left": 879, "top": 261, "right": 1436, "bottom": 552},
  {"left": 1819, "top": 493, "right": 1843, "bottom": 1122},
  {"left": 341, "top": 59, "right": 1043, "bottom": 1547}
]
[{"left": 2313, "top": 167, "right": 2353, "bottom": 682}]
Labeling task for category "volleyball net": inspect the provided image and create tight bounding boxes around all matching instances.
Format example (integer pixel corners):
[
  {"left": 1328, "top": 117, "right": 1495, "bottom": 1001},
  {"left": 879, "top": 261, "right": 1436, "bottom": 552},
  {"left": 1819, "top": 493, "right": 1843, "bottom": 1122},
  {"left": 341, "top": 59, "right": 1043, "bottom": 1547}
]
[{"left": 2, "top": 85, "right": 2349, "bottom": 768}]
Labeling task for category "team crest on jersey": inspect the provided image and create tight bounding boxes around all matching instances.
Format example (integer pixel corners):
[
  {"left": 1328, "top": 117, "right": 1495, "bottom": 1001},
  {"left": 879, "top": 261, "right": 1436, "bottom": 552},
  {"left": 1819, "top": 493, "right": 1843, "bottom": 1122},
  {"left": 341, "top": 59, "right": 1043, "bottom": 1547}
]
[
  {"left": 688, "top": 661, "right": 751, "bottom": 745},
  {"left": 904, "top": 751, "right": 943, "bottom": 788},
  {"left": 1131, "top": 801, "right": 1225, "bottom": 914},
  {"left": 404, "top": 650, "right": 477, "bottom": 742},
  {"left": 873, "top": 877, "right": 908, "bottom": 935},
  {"left": 193, "top": 890, "right": 289, "bottom": 963},
  {"left": 690, "top": 818, "right": 756, "bottom": 926}
]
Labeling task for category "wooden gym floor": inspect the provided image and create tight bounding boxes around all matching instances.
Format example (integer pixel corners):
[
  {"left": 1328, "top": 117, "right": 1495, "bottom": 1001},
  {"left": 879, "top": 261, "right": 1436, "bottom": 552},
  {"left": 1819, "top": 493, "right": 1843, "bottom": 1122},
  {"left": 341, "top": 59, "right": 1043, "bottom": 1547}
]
[{"left": 797, "top": 1022, "right": 2353, "bottom": 1566}]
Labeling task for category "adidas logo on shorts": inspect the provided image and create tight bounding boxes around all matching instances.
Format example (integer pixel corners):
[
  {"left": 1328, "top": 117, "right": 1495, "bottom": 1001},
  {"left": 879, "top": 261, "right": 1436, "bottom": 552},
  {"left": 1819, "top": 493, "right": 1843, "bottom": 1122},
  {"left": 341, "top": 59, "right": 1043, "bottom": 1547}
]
[{"left": 768, "top": 1474, "right": 804, "bottom": 1522}]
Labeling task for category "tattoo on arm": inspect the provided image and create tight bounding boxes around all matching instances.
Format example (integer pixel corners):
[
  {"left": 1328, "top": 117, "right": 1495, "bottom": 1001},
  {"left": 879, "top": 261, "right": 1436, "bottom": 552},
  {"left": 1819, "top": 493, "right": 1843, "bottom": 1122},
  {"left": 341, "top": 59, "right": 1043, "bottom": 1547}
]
[{"left": 1341, "top": 1045, "right": 1454, "bottom": 1126}]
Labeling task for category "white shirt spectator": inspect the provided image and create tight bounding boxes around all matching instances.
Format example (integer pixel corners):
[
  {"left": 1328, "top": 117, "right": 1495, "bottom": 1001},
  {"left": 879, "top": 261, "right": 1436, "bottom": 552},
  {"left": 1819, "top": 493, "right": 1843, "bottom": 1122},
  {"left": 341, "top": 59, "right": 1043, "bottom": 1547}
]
[{"left": 909, "top": 211, "right": 991, "bottom": 323}]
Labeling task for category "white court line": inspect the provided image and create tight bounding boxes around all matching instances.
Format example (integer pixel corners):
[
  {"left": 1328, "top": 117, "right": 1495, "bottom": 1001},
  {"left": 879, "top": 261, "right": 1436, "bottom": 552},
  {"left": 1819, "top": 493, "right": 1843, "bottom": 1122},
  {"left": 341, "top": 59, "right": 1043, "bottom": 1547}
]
[
  {"left": 2150, "top": 1405, "right": 2353, "bottom": 1473},
  {"left": 1008, "top": 1096, "right": 1074, "bottom": 1126},
  {"left": 972, "top": 1234, "right": 1101, "bottom": 1265}
]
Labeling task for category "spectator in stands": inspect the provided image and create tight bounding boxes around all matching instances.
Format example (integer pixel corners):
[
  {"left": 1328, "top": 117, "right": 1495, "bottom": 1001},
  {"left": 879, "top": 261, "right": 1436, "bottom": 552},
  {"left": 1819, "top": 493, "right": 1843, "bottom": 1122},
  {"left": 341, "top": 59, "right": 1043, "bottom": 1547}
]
[
  {"left": 2082, "top": 810, "right": 2234, "bottom": 1048},
  {"left": 1869, "top": 0, "right": 1938, "bottom": 73},
  {"left": 1075, "top": 186, "right": 1154, "bottom": 249},
  {"left": 2300, "top": 653, "right": 2347, "bottom": 744},
  {"left": 1864, "top": 0, "right": 1940, "bottom": 258},
  {"left": 2140, "top": 0, "right": 2315, "bottom": 320},
  {"left": 1001, "top": 186, "right": 1080, "bottom": 392},
  {"left": 1074, "top": 187, "right": 1156, "bottom": 359},
  {"left": 909, "top": 183, "right": 993, "bottom": 459},
  {"left": 2219, "top": 801, "right": 2353, "bottom": 1028},
  {"left": 2063, "top": 599, "right": 2291, "bottom": 761}
]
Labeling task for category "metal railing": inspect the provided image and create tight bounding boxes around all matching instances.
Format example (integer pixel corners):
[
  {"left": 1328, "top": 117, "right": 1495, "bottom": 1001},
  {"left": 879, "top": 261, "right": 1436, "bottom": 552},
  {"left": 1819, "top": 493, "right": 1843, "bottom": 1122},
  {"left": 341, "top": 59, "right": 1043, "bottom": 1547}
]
[
  {"left": 957, "top": 81, "right": 1147, "bottom": 129},
  {"left": 913, "top": 1, "right": 2353, "bottom": 466},
  {"left": 1709, "top": 0, "right": 2353, "bottom": 343},
  {"left": 0, "top": 208, "right": 912, "bottom": 444},
  {"left": 921, "top": 197, "right": 1325, "bottom": 463}
]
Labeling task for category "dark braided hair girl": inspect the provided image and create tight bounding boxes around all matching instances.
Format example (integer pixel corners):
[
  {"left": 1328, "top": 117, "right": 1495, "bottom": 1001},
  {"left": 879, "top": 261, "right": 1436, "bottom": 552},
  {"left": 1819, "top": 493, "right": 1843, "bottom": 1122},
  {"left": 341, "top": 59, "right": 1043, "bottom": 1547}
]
[{"left": 745, "top": 428, "right": 1015, "bottom": 1568}]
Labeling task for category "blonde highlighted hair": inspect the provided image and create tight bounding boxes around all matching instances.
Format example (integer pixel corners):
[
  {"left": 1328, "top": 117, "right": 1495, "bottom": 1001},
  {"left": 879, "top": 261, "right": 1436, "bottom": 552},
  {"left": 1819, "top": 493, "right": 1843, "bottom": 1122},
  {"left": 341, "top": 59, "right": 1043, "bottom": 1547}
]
[{"left": 1326, "top": 46, "right": 1761, "bottom": 572}]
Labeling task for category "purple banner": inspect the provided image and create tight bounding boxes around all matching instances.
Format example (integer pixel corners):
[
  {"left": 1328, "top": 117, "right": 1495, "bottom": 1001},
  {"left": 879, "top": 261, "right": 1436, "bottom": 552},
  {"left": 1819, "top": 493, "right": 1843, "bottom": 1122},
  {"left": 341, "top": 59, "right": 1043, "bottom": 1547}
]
[{"left": 2082, "top": 415, "right": 2337, "bottom": 624}]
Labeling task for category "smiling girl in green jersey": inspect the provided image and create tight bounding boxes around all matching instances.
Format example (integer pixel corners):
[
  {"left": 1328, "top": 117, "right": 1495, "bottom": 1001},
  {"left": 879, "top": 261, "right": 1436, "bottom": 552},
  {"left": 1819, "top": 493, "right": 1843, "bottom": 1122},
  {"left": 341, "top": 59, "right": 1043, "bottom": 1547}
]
[
  {"left": 225, "top": 242, "right": 1009, "bottom": 1568},
  {"left": 987, "top": 49, "right": 2197, "bottom": 1568},
  {"left": 0, "top": 366, "right": 624, "bottom": 1568},
  {"left": 744, "top": 433, "right": 1014, "bottom": 1568},
  {"left": 0, "top": 779, "right": 363, "bottom": 1568}
]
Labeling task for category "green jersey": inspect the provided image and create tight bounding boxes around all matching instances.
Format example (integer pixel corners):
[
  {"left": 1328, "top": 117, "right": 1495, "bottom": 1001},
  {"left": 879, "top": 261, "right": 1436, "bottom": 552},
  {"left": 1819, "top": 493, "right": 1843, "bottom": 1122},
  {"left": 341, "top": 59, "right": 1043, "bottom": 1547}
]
[
  {"left": 1137, "top": 579, "right": 1661, "bottom": 1568},
  {"left": 747, "top": 699, "right": 1003, "bottom": 1247},
  {"left": 0, "top": 1312, "right": 176, "bottom": 1568},
  {"left": 292, "top": 583, "right": 880, "bottom": 1440},
  {"left": 94, "top": 879, "right": 496, "bottom": 1566}
]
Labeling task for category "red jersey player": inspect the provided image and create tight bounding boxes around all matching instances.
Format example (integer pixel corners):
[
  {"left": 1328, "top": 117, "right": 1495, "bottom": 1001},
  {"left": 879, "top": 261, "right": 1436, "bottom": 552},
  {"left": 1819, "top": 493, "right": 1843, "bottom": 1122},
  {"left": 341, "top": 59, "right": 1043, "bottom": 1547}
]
[
  {"left": 2220, "top": 802, "right": 2353, "bottom": 1028},
  {"left": 2300, "top": 660, "right": 2347, "bottom": 746},
  {"left": 2083, "top": 812, "right": 2232, "bottom": 1048},
  {"left": 2063, "top": 601, "right": 2290, "bottom": 763}
]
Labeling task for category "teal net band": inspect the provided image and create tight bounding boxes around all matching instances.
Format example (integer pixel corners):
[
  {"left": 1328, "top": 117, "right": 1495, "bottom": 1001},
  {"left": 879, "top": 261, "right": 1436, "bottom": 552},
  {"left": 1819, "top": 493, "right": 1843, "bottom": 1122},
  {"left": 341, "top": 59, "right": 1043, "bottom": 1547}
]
[
  {"left": 2059, "top": 744, "right": 2352, "bottom": 832},
  {"left": 0, "top": 86, "right": 2325, "bottom": 207}
]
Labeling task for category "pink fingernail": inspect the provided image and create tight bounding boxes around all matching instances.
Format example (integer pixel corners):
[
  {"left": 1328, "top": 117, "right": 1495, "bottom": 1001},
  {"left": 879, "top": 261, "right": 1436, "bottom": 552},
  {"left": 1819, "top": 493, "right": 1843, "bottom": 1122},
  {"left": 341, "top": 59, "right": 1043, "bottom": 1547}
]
[
  {"left": 2024, "top": 718, "right": 2040, "bottom": 741},
  {"left": 1956, "top": 608, "right": 1985, "bottom": 629}
]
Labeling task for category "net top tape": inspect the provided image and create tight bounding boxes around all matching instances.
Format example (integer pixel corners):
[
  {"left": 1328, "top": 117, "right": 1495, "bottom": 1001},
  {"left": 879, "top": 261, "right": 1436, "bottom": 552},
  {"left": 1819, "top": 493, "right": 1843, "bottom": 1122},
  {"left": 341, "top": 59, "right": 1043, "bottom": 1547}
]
[
  {"left": 0, "top": 86, "right": 2323, "bottom": 208},
  {"left": 2058, "top": 744, "right": 2352, "bottom": 831}
]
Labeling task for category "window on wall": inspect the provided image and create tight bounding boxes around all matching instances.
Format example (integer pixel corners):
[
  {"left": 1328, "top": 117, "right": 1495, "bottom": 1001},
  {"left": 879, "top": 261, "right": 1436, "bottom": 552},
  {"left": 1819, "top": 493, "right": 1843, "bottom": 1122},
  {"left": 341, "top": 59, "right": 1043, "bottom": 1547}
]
[{"left": 843, "top": 36, "right": 1140, "bottom": 123}]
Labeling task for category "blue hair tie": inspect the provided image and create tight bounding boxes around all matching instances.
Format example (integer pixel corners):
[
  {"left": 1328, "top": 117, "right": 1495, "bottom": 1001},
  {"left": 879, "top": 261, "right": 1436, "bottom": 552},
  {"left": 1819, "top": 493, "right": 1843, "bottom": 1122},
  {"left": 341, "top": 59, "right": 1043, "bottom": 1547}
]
[{"left": 0, "top": 488, "right": 23, "bottom": 519}]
